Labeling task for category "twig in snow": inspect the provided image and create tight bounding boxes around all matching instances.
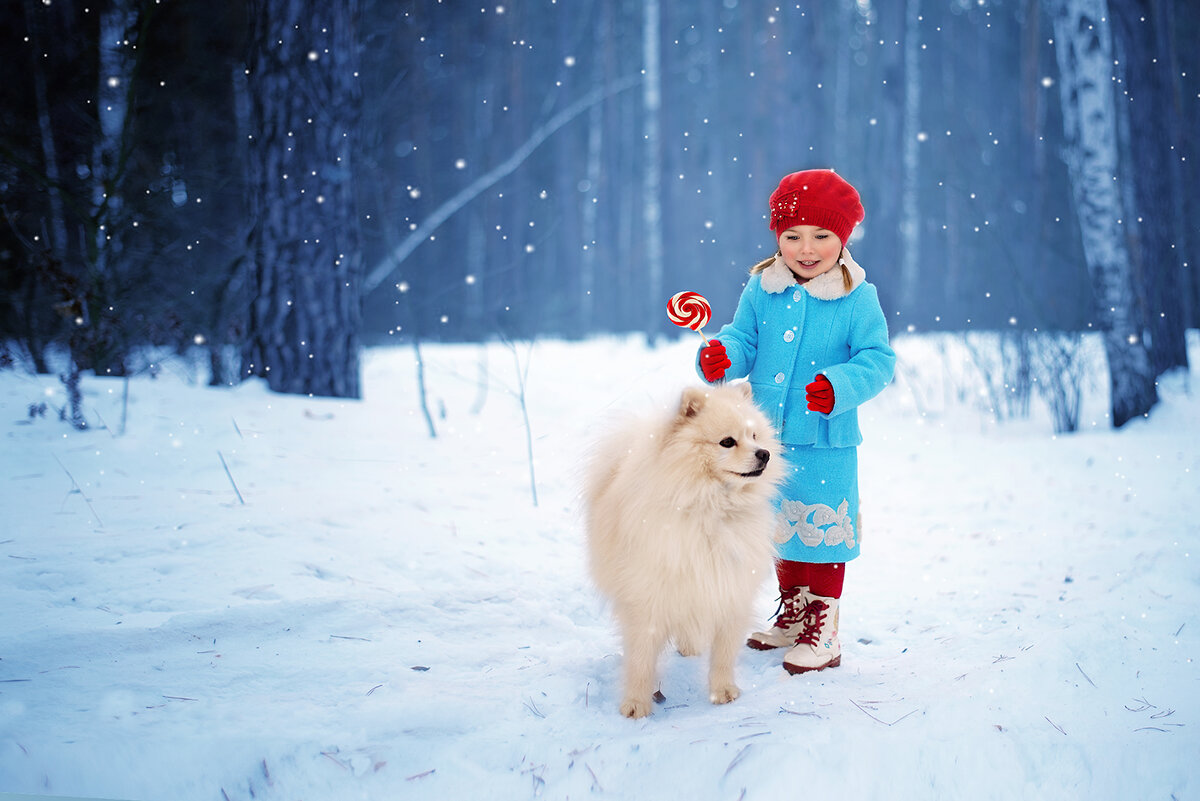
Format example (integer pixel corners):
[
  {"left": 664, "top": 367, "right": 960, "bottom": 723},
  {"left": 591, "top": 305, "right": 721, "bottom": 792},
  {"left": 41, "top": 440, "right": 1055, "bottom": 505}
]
[
  {"left": 1174, "top": 622, "right": 1185, "bottom": 637},
  {"left": 406, "top": 769, "right": 436, "bottom": 781},
  {"left": 503, "top": 337, "right": 539, "bottom": 507},
  {"left": 366, "top": 684, "right": 383, "bottom": 696},
  {"left": 217, "top": 451, "right": 245, "bottom": 505},
  {"left": 849, "top": 698, "right": 918, "bottom": 726},
  {"left": 121, "top": 376, "right": 129, "bottom": 435},
  {"left": 519, "top": 760, "right": 547, "bottom": 795},
  {"left": 1076, "top": 662, "right": 1096, "bottom": 687},
  {"left": 91, "top": 408, "right": 117, "bottom": 437},
  {"left": 231, "top": 417, "right": 244, "bottom": 439},
  {"left": 779, "top": 707, "right": 822, "bottom": 718},
  {"left": 321, "top": 750, "right": 349, "bottom": 770},
  {"left": 53, "top": 455, "right": 103, "bottom": 527},
  {"left": 567, "top": 746, "right": 596, "bottom": 764},
  {"left": 1045, "top": 716, "right": 1066, "bottom": 735},
  {"left": 737, "top": 731, "right": 771, "bottom": 741},
  {"left": 724, "top": 744, "right": 752, "bottom": 778},
  {"left": 221, "top": 789, "right": 232, "bottom": 801},
  {"left": 586, "top": 762, "right": 603, "bottom": 791},
  {"left": 1134, "top": 727, "right": 1169, "bottom": 733},
  {"left": 524, "top": 697, "right": 545, "bottom": 718}
]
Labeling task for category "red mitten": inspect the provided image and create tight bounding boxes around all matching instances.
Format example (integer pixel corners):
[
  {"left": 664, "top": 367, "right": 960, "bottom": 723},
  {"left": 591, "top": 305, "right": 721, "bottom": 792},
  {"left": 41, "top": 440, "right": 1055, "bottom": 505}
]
[
  {"left": 699, "top": 340, "right": 731, "bottom": 382},
  {"left": 805, "top": 375, "right": 835, "bottom": 414}
]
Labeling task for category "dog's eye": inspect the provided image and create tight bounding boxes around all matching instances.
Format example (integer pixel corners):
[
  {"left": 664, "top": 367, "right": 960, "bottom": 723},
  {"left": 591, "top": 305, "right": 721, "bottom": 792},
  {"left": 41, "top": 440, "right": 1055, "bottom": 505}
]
[{"left": 719, "top": 437, "right": 736, "bottom": 448}]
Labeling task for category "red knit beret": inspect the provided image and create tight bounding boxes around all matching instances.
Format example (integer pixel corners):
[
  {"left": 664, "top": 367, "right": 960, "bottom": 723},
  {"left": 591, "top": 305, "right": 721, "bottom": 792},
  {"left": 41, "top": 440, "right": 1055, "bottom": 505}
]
[{"left": 768, "top": 169, "right": 864, "bottom": 246}]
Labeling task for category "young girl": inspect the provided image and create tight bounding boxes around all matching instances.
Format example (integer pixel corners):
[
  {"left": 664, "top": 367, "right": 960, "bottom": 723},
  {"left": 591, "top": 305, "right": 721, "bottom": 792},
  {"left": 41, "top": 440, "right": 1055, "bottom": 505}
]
[{"left": 697, "top": 169, "right": 895, "bottom": 675}]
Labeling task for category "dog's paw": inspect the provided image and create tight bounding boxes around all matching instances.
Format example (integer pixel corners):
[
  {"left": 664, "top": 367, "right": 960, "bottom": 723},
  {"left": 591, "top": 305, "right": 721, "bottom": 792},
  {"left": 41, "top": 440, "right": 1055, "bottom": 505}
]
[
  {"left": 709, "top": 684, "right": 741, "bottom": 705},
  {"left": 620, "top": 697, "right": 653, "bottom": 719}
]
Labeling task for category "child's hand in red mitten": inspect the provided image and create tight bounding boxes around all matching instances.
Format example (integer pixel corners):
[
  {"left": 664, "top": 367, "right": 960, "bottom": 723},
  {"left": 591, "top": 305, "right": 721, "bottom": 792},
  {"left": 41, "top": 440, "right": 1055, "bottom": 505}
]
[
  {"left": 806, "top": 375, "right": 834, "bottom": 414},
  {"left": 699, "top": 341, "right": 730, "bottom": 382}
]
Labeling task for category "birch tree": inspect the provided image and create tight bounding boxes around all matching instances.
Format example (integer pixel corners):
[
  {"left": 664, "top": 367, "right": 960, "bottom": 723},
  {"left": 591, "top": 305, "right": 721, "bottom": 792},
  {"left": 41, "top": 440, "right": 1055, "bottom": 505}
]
[
  {"left": 642, "top": 0, "right": 664, "bottom": 338},
  {"left": 899, "top": 0, "right": 922, "bottom": 315},
  {"left": 243, "top": 0, "right": 364, "bottom": 398},
  {"left": 1049, "top": 0, "right": 1156, "bottom": 427}
]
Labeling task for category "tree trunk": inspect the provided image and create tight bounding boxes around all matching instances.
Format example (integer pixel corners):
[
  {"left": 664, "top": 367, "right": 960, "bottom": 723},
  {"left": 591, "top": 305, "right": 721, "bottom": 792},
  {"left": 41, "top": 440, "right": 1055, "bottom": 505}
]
[
  {"left": 93, "top": 0, "right": 138, "bottom": 275},
  {"left": 243, "top": 0, "right": 363, "bottom": 398},
  {"left": 642, "top": 0, "right": 663, "bottom": 340},
  {"left": 579, "top": 0, "right": 606, "bottom": 333},
  {"left": 1050, "top": 0, "right": 1156, "bottom": 427},
  {"left": 898, "top": 0, "right": 922, "bottom": 315},
  {"left": 1110, "top": 0, "right": 1189, "bottom": 377}
]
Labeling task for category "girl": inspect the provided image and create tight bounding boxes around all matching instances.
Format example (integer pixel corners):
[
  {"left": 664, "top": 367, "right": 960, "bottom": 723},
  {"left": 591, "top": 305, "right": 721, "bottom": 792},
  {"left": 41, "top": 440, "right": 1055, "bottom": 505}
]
[{"left": 697, "top": 169, "right": 895, "bottom": 675}]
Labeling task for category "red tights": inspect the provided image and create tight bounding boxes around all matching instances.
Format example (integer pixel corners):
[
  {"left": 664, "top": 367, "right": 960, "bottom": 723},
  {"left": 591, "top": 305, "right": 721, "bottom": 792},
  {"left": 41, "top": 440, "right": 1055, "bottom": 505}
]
[{"left": 775, "top": 560, "right": 845, "bottom": 599}]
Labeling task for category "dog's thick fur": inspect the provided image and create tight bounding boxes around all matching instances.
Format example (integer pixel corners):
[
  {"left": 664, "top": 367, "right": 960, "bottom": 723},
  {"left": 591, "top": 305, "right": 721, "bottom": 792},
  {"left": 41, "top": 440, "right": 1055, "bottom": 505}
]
[{"left": 584, "top": 383, "right": 782, "bottom": 718}]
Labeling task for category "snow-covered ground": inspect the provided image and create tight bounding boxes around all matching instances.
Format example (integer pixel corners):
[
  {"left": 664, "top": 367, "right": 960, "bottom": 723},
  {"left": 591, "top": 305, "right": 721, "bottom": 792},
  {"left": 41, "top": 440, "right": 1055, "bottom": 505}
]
[{"left": 1, "top": 333, "right": 1197, "bottom": 800}]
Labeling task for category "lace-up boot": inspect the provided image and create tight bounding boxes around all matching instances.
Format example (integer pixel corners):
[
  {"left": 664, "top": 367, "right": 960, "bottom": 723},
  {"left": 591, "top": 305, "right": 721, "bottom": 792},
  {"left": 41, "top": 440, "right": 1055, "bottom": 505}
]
[
  {"left": 782, "top": 595, "right": 841, "bottom": 674},
  {"left": 746, "top": 586, "right": 809, "bottom": 650}
]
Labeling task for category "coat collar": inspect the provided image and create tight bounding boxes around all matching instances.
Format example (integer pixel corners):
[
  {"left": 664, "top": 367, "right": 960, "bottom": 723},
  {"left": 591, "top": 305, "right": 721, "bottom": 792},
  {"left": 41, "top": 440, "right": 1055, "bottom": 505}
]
[{"left": 760, "top": 248, "right": 867, "bottom": 300}]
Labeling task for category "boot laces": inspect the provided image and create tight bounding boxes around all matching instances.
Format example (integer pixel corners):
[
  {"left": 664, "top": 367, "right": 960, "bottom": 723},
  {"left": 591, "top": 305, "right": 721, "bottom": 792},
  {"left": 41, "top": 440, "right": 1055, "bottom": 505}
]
[
  {"left": 794, "top": 599, "right": 830, "bottom": 647},
  {"left": 770, "top": 586, "right": 807, "bottom": 630}
]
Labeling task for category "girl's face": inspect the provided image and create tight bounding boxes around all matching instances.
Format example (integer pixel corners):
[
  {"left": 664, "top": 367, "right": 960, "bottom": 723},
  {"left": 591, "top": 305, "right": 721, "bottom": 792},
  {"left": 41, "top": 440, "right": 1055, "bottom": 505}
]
[{"left": 778, "top": 225, "right": 842, "bottom": 283}]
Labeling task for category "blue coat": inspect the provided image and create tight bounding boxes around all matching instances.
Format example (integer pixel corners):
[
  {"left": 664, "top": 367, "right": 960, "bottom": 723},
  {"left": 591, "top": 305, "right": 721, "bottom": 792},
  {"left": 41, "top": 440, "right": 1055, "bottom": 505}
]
[
  {"left": 698, "top": 254, "right": 895, "bottom": 447},
  {"left": 698, "top": 253, "right": 896, "bottom": 564}
]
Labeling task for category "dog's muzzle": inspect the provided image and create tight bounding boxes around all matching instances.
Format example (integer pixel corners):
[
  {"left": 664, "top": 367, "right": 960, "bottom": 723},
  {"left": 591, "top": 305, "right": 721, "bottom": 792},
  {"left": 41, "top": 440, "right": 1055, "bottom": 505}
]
[{"left": 739, "top": 449, "right": 771, "bottom": 477}]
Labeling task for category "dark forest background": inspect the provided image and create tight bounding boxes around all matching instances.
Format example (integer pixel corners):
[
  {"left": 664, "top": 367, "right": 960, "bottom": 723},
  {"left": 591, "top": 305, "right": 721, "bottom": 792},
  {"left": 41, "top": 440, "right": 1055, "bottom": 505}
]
[{"left": 0, "top": 0, "right": 1196, "bottom": 427}]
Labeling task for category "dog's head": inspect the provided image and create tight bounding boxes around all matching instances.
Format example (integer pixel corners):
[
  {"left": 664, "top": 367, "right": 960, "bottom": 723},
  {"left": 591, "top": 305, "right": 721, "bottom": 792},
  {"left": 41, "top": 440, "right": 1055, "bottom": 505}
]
[{"left": 674, "top": 383, "right": 781, "bottom": 489}]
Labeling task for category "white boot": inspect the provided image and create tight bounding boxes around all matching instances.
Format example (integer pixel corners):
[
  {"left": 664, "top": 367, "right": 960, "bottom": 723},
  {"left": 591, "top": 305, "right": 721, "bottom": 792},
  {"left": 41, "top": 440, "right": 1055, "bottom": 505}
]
[
  {"left": 782, "top": 594, "right": 841, "bottom": 674},
  {"left": 747, "top": 586, "right": 808, "bottom": 650}
]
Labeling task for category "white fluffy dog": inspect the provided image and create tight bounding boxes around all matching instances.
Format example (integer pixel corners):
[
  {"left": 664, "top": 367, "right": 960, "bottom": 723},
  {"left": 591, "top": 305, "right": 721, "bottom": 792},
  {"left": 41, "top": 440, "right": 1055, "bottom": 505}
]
[{"left": 584, "top": 383, "right": 782, "bottom": 718}]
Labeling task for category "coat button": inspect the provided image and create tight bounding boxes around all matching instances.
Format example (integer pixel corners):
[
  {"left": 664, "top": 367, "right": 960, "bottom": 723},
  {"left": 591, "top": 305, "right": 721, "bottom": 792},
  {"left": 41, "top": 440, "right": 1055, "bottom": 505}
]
[
  {"left": 783, "top": 330, "right": 795, "bottom": 343},
  {"left": 793, "top": 289, "right": 803, "bottom": 302},
  {"left": 774, "top": 372, "right": 785, "bottom": 384}
]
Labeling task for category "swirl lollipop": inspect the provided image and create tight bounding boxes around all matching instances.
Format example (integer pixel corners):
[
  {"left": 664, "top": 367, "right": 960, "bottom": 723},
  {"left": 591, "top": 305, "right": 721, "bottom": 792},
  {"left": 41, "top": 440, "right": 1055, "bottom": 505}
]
[{"left": 666, "top": 290, "right": 712, "bottom": 344}]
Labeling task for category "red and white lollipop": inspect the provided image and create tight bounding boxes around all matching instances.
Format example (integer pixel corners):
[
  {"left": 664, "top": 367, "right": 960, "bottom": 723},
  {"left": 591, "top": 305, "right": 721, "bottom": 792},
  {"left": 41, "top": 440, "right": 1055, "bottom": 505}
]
[{"left": 666, "top": 290, "right": 712, "bottom": 344}]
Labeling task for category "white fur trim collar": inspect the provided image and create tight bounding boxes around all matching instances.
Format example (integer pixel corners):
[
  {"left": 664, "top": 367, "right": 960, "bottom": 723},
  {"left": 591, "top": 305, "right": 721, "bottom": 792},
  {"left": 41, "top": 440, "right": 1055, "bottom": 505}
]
[{"left": 760, "top": 248, "right": 867, "bottom": 300}]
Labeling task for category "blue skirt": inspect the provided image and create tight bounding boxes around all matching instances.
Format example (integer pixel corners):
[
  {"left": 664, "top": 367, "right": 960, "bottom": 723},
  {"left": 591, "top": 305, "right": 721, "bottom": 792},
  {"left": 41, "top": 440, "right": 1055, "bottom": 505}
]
[{"left": 774, "top": 444, "right": 861, "bottom": 564}]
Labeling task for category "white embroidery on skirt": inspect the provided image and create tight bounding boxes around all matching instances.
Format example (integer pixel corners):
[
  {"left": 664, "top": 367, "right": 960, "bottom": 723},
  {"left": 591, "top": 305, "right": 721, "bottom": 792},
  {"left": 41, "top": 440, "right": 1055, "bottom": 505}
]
[{"left": 776, "top": 499, "right": 856, "bottom": 549}]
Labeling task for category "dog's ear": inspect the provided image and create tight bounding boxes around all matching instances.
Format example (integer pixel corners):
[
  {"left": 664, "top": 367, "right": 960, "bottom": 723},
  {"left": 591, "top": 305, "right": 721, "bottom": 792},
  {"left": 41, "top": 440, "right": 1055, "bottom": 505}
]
[
  {"left": 679, "top": 387, "right": 709, "bottom": 418},
  {"left": 734, "top": 382, "right": 754, "bottom": 401}
]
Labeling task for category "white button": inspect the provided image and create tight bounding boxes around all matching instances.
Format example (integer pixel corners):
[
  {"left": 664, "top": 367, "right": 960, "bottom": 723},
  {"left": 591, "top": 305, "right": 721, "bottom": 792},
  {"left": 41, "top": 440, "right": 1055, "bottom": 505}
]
[
  {"left": 783, "top": 330, "right": 795, "bottom": 343},
  {"left": 793, "top": 290, "right": 802, "bottom": 302},
  {"left": 774, "top": 373, "right": 785, "bottom": 384}
]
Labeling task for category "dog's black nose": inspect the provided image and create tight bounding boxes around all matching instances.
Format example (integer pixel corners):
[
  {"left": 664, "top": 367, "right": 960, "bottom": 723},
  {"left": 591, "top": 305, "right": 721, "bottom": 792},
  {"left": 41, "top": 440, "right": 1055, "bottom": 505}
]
[{"left": 755, "top": 449, "right": 770, "bottom": 464}]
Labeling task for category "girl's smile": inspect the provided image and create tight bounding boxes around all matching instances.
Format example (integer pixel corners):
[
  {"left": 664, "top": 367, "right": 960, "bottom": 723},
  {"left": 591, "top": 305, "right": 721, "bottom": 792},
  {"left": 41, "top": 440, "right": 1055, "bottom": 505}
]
[{"left": 778, "top": 225, "right": 841, "bottom": 283}]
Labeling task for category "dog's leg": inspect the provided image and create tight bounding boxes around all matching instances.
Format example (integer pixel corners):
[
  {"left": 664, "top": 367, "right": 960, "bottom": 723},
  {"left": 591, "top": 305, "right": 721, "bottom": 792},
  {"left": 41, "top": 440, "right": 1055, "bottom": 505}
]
[
  {"left": 708, "top": 619, "right": 742, "bottom": 705},
  {"left": 674, "top": 630, "right": 700, "bottom": 658},
  {"left": 619, "top": 622, "right": 664, "bottom": 719}
]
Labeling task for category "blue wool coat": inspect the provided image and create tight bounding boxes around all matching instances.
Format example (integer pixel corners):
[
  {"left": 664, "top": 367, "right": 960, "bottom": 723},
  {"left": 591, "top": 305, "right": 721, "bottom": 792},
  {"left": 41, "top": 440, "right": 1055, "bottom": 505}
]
[
  {"left": 698, "top": 253, "right": 895, "bottom": 447},
  {"left": 697, "top": 253, "right": 895, "bottom": 564}
]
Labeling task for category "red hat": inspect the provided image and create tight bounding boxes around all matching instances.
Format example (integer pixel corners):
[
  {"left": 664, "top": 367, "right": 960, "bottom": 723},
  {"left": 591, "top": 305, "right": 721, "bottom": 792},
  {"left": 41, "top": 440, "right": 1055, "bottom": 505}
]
[{"left": 768, "top": 169, "right": 864, "bottom": 246}]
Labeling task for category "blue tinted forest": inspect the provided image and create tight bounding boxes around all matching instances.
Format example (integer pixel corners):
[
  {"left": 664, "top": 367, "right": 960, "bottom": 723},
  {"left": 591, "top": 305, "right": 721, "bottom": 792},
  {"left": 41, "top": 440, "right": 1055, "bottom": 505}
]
[{"left": 0, "top": 0, "right": 1195, "bottom": 424}]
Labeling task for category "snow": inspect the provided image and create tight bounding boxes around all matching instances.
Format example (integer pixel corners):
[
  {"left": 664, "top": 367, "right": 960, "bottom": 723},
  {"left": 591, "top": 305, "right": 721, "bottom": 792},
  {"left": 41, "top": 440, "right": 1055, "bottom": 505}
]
[{"left": 1, "top": 333, "right": 1197, "bottom": 801}]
